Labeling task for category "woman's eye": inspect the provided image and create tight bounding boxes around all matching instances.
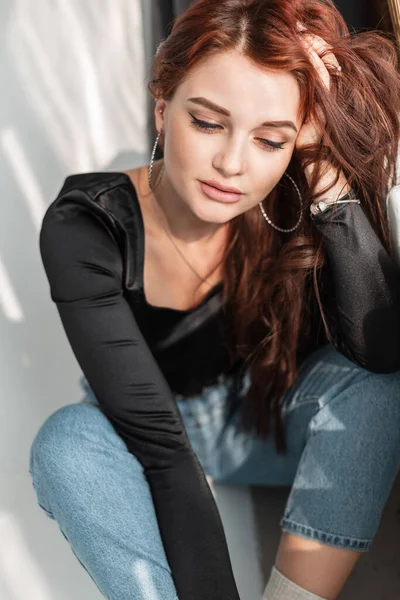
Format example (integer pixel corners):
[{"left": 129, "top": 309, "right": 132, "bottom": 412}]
[
  {"left": 258, "top": 139, "right": 286, "bottom": 151},
  {"left": 190, "top": 114, "right": 221, "bottom": 132},
  {"left": 189, "top": 113, "right": 285, "bottom": 152}
]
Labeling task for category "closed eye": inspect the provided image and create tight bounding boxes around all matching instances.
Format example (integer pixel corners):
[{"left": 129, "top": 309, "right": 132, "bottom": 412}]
[{"left": 189, "top": 113, "right": 286, "bottom": 152}]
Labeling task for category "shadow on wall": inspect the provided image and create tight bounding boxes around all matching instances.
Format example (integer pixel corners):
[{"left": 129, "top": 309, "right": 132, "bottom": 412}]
[{"left": 1, "top": 0, "right": 150, "bottom": 453}]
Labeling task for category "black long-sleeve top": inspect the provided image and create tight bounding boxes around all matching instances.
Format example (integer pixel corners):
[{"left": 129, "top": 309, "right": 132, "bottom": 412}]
[{"left": 39, "top": 171, "right": 400, "bottom": 600}]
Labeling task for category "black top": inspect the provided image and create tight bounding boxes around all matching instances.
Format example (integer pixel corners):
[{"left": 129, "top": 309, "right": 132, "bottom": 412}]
[{"left": 39, "top": 171, "right": 400, "bottom": 600}]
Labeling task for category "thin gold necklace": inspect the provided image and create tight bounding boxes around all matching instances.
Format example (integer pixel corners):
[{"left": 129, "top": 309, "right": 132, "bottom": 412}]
[{"left": 150, "top": 163, "right": 218, "bottom": 288}]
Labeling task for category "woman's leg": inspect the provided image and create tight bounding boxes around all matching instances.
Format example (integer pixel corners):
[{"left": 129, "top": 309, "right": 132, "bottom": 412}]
[
  {"left": 272, "top": 347, "right": 400, "bottom": 599},
  {"left": 29, "top": 398, "right": 180, "bottom": 600},
  {"left": 199, "top": 345, "right": 400, "bottom": 599}
]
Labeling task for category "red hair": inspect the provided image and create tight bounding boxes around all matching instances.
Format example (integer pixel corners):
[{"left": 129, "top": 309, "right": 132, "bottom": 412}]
[{"left": 148, "top": 0, "right": 400, "bottom": 453}]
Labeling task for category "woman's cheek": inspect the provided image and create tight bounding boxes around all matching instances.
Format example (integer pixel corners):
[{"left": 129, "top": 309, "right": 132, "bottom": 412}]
[
  {"left": 250, "top": 160, "right": 291, "bottom": 206},
  {"left": 167, "top": 117, "right": 196, "bottom": 157}
]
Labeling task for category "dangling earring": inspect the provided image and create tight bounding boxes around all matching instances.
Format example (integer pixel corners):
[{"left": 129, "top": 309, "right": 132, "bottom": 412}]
[
  {"left": 148, "top": 129, "right": 165, "bottom": 191},
  {"left": 259, "top": 172, "right": 303, "bottom": 233}
]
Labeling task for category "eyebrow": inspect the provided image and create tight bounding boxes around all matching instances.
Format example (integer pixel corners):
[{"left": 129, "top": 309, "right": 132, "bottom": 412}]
[{"left": 187, "top": 97, "right": 298, "bottom": 133}]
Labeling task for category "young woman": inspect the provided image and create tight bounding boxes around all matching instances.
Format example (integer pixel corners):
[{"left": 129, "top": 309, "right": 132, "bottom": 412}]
[{"left": 29, "top": 1, "right": 400, "bottom": 599}]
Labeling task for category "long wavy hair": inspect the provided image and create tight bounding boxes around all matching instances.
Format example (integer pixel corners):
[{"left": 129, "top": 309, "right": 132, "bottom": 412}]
[{"left": 148, "top": 0, "right": 400, "bottom": 453}]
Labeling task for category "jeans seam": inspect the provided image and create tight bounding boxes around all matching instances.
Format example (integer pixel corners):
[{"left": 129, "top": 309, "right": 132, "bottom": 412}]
[
  {"left": 37, "top": 501, "right": 55, "bottom": 518},
  {"left": 30, "top": 461, "right": 55, "bottom": 518},
  {"left": 282, "top": 396, "right": 320, "bottom": 415},
  {"left": 280, "top": 517, "right": 372, "bottom": 550}
]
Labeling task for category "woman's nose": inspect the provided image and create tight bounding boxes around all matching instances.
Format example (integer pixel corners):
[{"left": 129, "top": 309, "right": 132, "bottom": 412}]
[{"left": 213, "top": 136, "right": 247, "bottom": 177}]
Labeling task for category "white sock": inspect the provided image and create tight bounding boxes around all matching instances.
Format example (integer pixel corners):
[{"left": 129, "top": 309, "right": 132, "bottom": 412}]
[{"left": 263, "top": 566, "right": 328, "bottom": 600}]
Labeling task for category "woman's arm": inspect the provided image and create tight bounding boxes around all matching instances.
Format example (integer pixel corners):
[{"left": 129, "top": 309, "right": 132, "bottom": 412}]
[
  {"left": 39, "top": 190, "right": 240, "bottom": 600},
  {"left": 311, "top": 200, "right": 400, "bottom": 372},
  {"left": 293, "top": 28, "right": 400, "bottom": 372}
]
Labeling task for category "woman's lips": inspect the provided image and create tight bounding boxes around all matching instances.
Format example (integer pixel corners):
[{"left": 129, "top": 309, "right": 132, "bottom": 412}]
[{"left": 199, "top": 181, "right": 242, "bottom": 203}]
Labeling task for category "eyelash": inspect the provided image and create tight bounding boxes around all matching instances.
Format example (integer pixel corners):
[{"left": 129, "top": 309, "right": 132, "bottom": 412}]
[{"left": 189, "top": 113, "right": 286, "bottom": 152}]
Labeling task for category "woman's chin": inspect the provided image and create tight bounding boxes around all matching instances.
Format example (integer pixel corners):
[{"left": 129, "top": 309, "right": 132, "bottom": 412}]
[{"left": 190, "top": 201, "right": 240, "bottom": 225}]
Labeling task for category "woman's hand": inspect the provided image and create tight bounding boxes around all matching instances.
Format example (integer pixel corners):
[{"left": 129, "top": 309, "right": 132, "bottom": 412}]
[
  {"left": 295, "top": 27, "right": 341, "bottom": 151},
  {"left": 295, "top": 25, "right": 351, "bottom": 202}
]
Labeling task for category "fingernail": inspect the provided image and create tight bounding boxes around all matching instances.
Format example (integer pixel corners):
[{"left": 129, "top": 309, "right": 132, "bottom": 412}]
[{"left": 296, "top": 21, "right": 307, "bottom": 32}]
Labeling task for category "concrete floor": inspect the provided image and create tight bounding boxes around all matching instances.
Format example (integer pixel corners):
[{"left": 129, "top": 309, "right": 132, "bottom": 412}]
[{"left": 251, "top": 472, "right": 400, "bottom": 599}]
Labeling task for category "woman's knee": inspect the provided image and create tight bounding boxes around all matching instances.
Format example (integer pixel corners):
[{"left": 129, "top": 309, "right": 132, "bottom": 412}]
[
  {"left": 29, "top": 403, "right": 141, "bottom": 509},
  {"left": 31, "top": 404, "right": 101, "bottom": 476},
  {"left": 308, "top": 369, "right": 400, "bottom": 497},
  {"left": 283, "top": 370, "right": 400, "bottom": 545},
  {"left": 311, "top": 367, "right": 400, "bottom": 434}
]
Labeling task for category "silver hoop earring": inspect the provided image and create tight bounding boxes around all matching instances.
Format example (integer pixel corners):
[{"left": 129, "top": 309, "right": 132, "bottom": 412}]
[
  {"left": 258, "top": 173, "right": 303, "bottom": 233},
  {"left": 148, "top": 132, "right": 164, "bottom": 191}
]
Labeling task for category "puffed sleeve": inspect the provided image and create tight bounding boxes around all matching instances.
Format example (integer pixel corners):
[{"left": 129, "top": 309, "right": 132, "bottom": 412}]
[{"left": 39, "top": 190, "right": 240, "bottom": 600}]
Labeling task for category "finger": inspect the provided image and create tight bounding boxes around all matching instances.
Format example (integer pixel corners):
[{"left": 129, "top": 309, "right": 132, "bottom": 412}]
[
  {"left": 305, "top": 43, "right": 331, "bottom": 89},
  {"left": 300, "top": 34, "right": 341, "bottom": 88},
  {"left": 306, "top": 34, "right": 341, "bottom": 72},
  {"left": 296, "top": 21, "right": 307, "bottom": 33}
]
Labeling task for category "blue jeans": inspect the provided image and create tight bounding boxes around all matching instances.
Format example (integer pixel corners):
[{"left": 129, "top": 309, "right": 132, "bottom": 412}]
[{"left": 29, "top": 344, "right": 400, "bottom": 600}]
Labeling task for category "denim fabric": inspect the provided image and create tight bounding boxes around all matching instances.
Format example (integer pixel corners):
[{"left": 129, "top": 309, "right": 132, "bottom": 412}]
[{"left": 29, "top": 344, "right": 400, "bottom": 599}]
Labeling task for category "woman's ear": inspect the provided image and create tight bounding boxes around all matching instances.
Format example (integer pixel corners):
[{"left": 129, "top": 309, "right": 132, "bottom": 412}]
[{"left": 154, "top": 99, "right": 167, "bottom": 134}]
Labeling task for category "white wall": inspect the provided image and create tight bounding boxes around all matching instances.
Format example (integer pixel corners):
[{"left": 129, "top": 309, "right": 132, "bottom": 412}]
[{"left": 1, "top": 2, "right": 148, "bottom": 598}]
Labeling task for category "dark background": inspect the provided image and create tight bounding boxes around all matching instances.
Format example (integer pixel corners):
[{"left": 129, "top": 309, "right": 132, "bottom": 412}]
[{"left": 151, "top": 0, "right": 395, "bottom": 42}]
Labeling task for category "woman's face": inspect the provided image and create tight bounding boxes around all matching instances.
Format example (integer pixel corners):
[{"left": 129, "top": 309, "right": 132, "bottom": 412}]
[{"left": 155, "top": 50, "right": 303, "bottom": 224}]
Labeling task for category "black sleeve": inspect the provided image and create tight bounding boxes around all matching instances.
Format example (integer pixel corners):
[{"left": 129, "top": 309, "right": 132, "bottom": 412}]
[
  {"left": 312, "top": 202, "right": 400, "bottom": 372},
  {"left": 39, "top": 190, "right": 240, "bottom": 600}
]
